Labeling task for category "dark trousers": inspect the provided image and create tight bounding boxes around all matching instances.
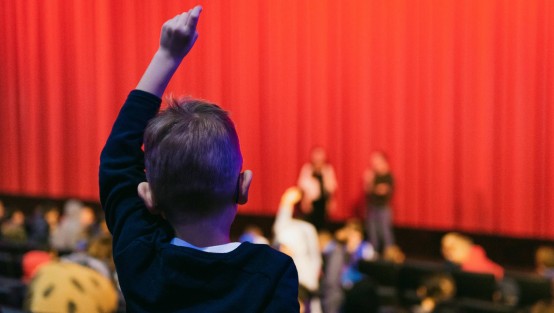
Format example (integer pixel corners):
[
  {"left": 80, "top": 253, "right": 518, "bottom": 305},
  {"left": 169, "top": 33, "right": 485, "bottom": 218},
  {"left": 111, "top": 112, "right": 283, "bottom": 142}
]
[
  {"left": 366, "top": 205, "right": 394, "bottom": 252},
  {"left": 308, "top": 197, "right": 327, "bottom": 231}
]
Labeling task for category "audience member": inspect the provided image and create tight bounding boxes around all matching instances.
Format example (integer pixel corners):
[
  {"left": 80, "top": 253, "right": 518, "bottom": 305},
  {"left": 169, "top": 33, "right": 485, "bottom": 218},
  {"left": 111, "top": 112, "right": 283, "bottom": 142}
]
[
  {"left": 99, "top": 6, "right": 299, "bottom": 312},
  {"left": 536, "top": 246, "right": 554, "bottom": 299},
  {"left": 383, "top": 244, "right": 406, "bottom": 264},
  {"left": 44, "top": 206, "right": 60, "bottom": 236},
  {"left": 50, "top": 199, "right": 92, "bottom": 253},
  {"left": 335, "top": 219, "right": 376, "bottom": 289},
  {"left": 319, "top": 230, "right": 346, "bottom": 313},
  {"left": 536, "top": 246, "right": 554, "bottom": 280},
  {"left": 25, "top": 261, "right": 118, "bottom": 313},
  {"left": 26, "top": 205, "right": 50, "bottom": 246},
  {"left": 274, "top": 187, "right": 322, "bottom": 312},
  {"left": 532, "top": 300, "right": 554, "bottom": 313},
  {"left": 318, "top": 220, "right": 376, "bottom": 313},
  {"left": 239, "top": 225, "right": 270, "bottom": 244},
  {"left": 441, "top": 232, "right": 504, "bottom": 279},
  {"left": 298, "top": 146, "right": 338, "bottom": 230},
  {"left": 49, "top": 199, "right": 82, "bottom": 251},
  {"left": 62, "top": 234, "right": 114, "bottom": 279},
  {"left": 1, "top": 209, "right": 27, "bottom": 243},
  {"left": 21, "top": 250, "right": 53, "bottom": 283},
  {"left": 414, "top": 274, "right": 456, "bottom": 313}
]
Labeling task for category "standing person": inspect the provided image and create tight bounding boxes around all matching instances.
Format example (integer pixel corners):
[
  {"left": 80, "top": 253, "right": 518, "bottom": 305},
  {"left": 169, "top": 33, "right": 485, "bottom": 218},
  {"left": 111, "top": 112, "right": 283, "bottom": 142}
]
[
  {"left": 99, "top": 5, "right": 298, "bottom": 312},
  {"left": 363, "top": 151, "right": 395, "bottom": 252},
  {"left": 298, "top": 147, "right": 338, "bottom": 230},
  {"left": 274, "top": 187, "right": 322, "bottom": 313}
]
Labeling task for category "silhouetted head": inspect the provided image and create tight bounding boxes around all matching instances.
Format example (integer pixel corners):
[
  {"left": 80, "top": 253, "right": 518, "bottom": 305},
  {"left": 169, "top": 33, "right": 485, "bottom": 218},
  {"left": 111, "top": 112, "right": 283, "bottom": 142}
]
[
  {"left": 140, "top": 98, "right": 251, "bottom": 225},
  {"left": 371, "top": 151, "right": 389, "bottom": 174},
  {"left": 310, "top": 146, "right": 327, "bottom": 170}
]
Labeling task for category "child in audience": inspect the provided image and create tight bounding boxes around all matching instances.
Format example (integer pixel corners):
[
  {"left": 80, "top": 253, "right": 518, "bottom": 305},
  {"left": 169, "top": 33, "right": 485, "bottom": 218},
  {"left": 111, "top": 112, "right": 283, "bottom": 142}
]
[
  {"left": 26, "top": 205, "right": 50, "bottom": 246},
  {"left": 25, "top": 261, "right": 118, "bottom": 313},
  {"left": 21, "top": 250, "right": 52, "bottom": 283},
  {"left": 383, "top": 244, "right": 406, "bottom": 264},
  {"left": 239, "top": 225, "right": 270, "bottom": 244},
  {"left": 99, "top": 5, "right": 298, "bottom": 312},
  {"left": 335, "top": 219, "right": 376, "bottom": 289},
  {"left": 1, "top": 209, "right": 27, "bottom": 243},
  {"left": 319, "top": 230, "right": 346, "bottom": 313},
  {"left": 441, "top": 232, "right": 504, "bottom": 279},
  {"left": 536, "top": 246, "right": 554, "bottom": 280},
  {"left": 535, "top": 246, "right": 554, "bottom": 298},
  {"left": 62, "top": 234, "right": 113, "bottom": 279},
  {"left": 44, "top": 206, "right": 60, "bottom": 237},
  {"left": 414, "top": 274, "right": 456, "bottom": 313},
  {"left": 50, "top": 199, "right": 87, "bottom": 252},
  {"left": 273, "top": 187, "right": 322, "bottom": 312}
]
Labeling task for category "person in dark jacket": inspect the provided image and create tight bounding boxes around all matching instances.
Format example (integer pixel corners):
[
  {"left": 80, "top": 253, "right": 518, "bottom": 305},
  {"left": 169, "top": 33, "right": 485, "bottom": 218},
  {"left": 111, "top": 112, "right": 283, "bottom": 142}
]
[
  {"left": 99, "top": 5, "right": 299, "bottom": 312},
  {"left": 363, "top": 151, "right": 395, "bottom": 252}
]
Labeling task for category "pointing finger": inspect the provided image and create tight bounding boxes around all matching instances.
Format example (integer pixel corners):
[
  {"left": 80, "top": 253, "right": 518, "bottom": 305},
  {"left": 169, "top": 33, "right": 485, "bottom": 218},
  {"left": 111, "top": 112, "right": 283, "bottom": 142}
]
[{"left": 187, "top": 5, "right": 202, "bottom": 29}]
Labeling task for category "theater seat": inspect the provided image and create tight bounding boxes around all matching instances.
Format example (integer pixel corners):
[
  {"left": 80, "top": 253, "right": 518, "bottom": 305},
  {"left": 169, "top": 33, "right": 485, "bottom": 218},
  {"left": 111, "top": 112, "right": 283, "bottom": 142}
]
[
  {"left": 456, "top": 298, "right": 516, "bottom": 313},
  {"left": 452, "top": 270, "right": 497, "bottom": 302},
  {"left": 397, "top": 261, "right": 444, "bottom": 306},
  {"left": 358, "top": 260, "right": 399, "bottom": 305},
  {"left": 505, "top": 271, "right": 552, "bottom": 307},
  {"left": 0, "top": 276, "right": 27, "bottom": 308}
]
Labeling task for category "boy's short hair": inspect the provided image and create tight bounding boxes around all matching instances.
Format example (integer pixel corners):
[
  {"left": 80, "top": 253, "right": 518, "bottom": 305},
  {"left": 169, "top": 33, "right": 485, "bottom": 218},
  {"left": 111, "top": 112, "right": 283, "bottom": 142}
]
[{"left": 144, "top": 98, "right": 242, "bottom": 218}]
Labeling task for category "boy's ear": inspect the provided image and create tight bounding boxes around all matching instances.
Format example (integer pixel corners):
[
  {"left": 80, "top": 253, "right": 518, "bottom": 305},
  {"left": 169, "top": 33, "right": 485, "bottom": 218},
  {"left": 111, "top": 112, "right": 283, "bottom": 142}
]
[
  {"left": 237, "top": 170, "right": 253, "bottom": 205},
  {"left": 138, "top": 182, "right": 161, "bottom": 215}
]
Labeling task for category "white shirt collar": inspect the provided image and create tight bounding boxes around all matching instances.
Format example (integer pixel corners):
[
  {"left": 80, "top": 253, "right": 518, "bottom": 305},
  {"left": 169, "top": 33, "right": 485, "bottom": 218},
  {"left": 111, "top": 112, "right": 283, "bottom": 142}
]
[{"left": 170, "top": 237, "right": 241, "bottom": 253}]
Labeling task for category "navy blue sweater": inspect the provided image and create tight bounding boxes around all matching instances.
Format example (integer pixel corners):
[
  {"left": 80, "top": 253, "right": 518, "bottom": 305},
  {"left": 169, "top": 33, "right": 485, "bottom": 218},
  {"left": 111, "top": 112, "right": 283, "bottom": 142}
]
[{"left": 99, "top": 90, "right": 299, "bottom": 312}]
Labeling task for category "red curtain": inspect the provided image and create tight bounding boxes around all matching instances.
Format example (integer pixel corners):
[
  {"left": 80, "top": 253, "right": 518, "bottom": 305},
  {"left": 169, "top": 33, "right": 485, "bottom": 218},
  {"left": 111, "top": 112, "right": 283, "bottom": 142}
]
[{"left": 1, "top": 0, "right": 553, "bottom": 238}]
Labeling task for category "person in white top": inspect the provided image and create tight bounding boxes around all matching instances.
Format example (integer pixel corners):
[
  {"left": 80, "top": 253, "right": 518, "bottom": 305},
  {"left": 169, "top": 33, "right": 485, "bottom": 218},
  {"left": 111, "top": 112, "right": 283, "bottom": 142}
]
[{"left": 274, "top": 187, "right": 322, "bottom": 313}]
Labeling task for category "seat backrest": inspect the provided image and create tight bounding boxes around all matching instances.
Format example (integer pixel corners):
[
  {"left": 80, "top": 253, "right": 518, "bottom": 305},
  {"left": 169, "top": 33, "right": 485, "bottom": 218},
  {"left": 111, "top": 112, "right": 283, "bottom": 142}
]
[
  {"left": 358, "top": 260, "right": 399, "bottom": 287},
  {"left": 452, "top": 270, "right": 496, "bottom": 301},
  {"left": 398, "top": 260, "right": 443, "bottom": 291},
  {"left": 506, "top": 271, "right": 552, "bottom": 307}
]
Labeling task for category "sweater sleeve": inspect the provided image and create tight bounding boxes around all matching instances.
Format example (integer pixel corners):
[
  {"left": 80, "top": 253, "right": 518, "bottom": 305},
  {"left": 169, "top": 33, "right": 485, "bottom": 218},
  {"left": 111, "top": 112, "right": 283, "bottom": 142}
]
[
  {"left": 99, "top": 90, "right": 168, "bottom": 254},
  {"left": 264, "top": 259, "right": 300, "bottom": 313}
]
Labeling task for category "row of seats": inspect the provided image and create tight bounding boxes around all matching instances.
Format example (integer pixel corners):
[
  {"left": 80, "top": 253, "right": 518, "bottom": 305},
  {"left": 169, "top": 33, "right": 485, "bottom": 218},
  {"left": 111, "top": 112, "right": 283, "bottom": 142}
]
[
  {"left": 0, "top": 243, "right": 38, "bottom": 311},
  {"left": 0, "top": 252, "right": 23, "bottom": 279},
  {"left": 359, "top": 260, "right": 552, "bottom": 311},
  {"left": 0, "top": 276, "right": 26, "bottom": 309}
]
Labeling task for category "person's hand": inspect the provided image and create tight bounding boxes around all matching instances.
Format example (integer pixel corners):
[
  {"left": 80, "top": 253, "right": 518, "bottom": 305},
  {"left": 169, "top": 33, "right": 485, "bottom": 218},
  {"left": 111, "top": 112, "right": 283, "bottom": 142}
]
[
  {"left": 136, "top": 5, "right": 202, "bottom": 96},
  {"left": 159, "top": 5, "right": 202, "bottom": 61},
  {"left": 280, "top": 187, "right": 302, "bottom": 207}
]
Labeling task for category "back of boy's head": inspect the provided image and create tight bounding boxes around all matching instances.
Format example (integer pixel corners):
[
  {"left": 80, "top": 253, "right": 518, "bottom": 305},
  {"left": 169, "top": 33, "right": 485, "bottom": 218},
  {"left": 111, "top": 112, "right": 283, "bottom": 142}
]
[{"left": 144, "top": 98, "right": 242, "bottom": 219}]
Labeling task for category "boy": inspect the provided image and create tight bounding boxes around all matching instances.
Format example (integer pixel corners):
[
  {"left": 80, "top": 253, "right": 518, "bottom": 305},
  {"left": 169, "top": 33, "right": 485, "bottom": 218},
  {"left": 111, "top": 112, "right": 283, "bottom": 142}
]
[{"left": 99, "top": 5, "right": 299, "bottom": 312}]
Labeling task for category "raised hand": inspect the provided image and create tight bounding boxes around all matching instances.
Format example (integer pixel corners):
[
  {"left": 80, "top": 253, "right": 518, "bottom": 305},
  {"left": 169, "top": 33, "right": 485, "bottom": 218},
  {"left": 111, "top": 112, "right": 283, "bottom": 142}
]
[
  {"left": 159, "top": 5, "right": 202, "bottom": 60},
  {"left": 136, "top": 5, "right": 202, "bottom": 97},
  {"left": 280, "top": 187, "right": 302, "bottom": 207}
]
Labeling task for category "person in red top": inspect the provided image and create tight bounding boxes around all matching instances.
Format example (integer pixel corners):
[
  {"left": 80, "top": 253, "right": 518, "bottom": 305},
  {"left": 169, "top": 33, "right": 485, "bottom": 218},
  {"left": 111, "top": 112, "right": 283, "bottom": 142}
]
[{"left": 441, "top": 232, "right": 504, "bottom": 279}]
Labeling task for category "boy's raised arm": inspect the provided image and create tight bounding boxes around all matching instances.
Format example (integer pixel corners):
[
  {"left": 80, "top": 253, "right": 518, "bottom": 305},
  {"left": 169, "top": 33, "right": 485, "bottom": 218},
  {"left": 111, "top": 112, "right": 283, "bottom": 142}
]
[
  {"left": 136, "top": 5, "right": 202, "bottom": 97},
  {"left": 99, "top": 5, "right": 202, "bottom": 248}
]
